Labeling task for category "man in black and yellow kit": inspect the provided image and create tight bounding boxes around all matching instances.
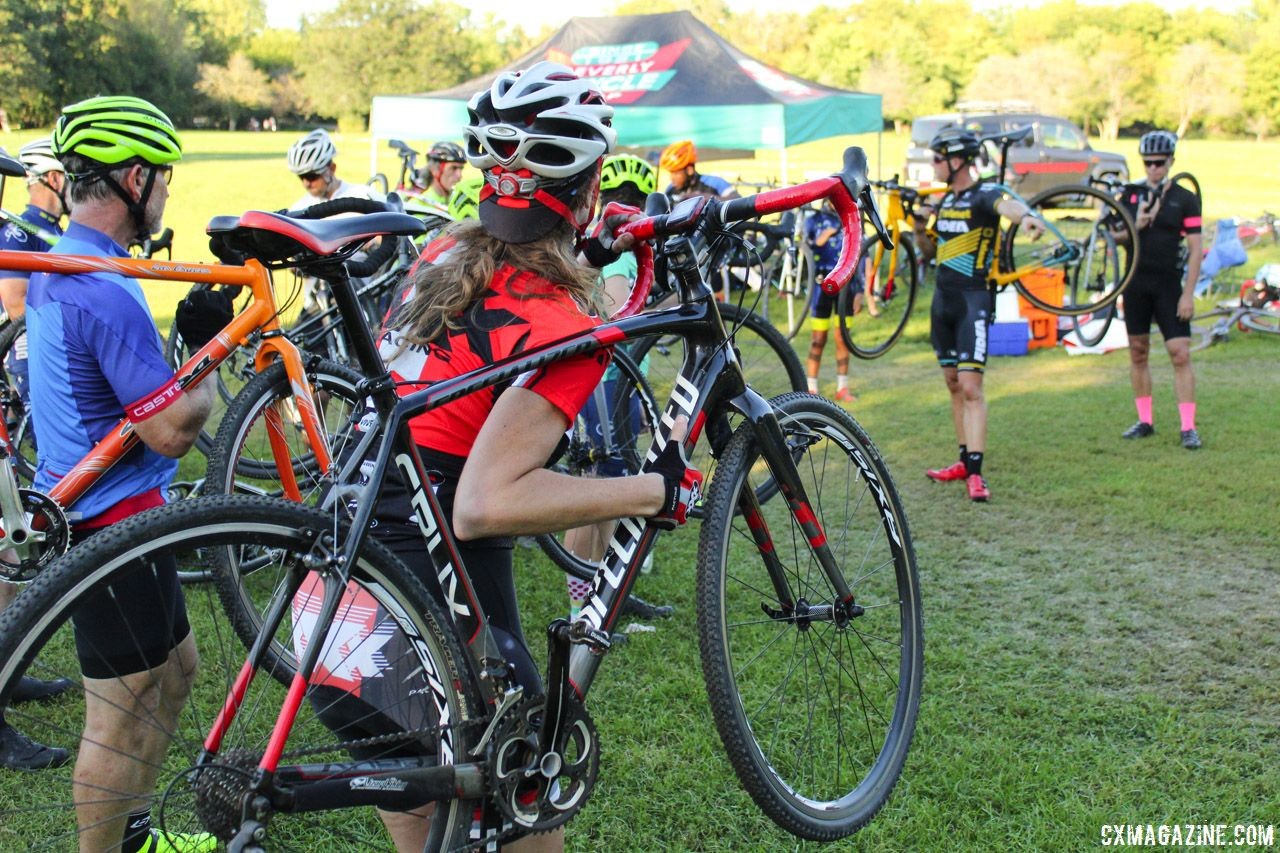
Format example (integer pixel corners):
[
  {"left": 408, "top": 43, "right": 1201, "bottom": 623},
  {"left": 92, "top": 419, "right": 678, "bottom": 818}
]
[{"left": 913, "top": 127, "right": 1043, "bottom": 502}]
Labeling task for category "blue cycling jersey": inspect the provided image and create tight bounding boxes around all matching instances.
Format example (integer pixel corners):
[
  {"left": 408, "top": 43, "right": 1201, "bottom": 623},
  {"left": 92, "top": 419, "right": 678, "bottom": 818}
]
[
  {"left": 0, "top": 205, "right": 62, "bottom": 272},
  {"left": 26, "top": 221, "right": 178, "bottom": 519},
  {"left": 804, "top": 209, "right": 844, "bottom": 273}
]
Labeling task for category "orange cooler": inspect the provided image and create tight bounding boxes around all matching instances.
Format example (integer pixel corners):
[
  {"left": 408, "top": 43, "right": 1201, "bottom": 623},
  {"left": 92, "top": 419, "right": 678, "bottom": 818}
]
[{"left": 1016, "top": 268, "right": 1064, "bottom": 350}]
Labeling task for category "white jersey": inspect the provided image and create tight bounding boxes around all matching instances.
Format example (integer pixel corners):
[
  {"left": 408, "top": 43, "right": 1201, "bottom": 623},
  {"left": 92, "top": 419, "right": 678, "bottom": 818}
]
[{"left": 291, "top": 178, "right": 385, "bottom": 214}]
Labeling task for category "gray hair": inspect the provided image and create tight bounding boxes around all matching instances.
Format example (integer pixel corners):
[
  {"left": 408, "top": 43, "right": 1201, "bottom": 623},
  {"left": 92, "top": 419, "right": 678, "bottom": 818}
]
[{"left": 61, "top": 153, "right": 138, "bottom": 206}]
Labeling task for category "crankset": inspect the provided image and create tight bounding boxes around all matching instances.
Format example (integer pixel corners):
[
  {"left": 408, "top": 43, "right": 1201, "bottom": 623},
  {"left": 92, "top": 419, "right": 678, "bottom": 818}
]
[
  {"left": 0, "top": 488, "right": 70, "bottom": 582},
  {"left": 488, "top": 695, "right": 599, "bottom": 834}
]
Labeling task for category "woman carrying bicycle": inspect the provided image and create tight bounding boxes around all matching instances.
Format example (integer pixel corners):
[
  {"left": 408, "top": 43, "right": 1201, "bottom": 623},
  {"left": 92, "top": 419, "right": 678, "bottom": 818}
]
[{"left": 360, "top": 63, "right": 701, "bottom": 851}]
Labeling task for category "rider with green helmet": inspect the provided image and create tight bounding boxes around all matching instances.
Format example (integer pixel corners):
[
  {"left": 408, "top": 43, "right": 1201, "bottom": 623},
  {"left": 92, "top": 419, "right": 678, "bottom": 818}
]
[{"left": 29, "top": 95, "right": 222, "bottom": 853}]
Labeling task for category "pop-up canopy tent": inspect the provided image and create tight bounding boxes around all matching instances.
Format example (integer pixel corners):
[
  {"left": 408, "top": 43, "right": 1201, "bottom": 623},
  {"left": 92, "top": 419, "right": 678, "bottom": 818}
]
[{"left": 368, "top": 11, "right": 882, "bottom": 177}]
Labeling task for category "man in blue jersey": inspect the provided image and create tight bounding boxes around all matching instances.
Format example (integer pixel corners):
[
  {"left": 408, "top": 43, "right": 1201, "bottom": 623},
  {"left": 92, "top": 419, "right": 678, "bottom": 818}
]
[{"left": 24, "top": 96, "right": 229, "bottom": 852}]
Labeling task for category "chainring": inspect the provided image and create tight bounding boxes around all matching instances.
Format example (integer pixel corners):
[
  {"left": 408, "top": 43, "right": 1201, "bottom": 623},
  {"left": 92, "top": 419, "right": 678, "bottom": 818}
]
[
  {"left": 0, "top": 489, "right": 70, "bottom": 582},
  {"left": 488, "top": 695, "right": 599, "bottom": 834}
]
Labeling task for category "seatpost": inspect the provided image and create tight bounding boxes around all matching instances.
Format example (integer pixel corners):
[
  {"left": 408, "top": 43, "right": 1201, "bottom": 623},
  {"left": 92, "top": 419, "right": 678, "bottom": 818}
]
[{"left": 312, "top": 260, "right": 393, "bottom": 396}]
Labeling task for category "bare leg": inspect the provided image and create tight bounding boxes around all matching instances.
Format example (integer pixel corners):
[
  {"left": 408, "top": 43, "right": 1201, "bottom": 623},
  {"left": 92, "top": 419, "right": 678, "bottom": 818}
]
[
  {"left": 75, "top": 632, "right": 197, "bottom": 852},
  {"left": 1127, "top": 333, "right": 1153, "bottom": 398},
  {"left": 0, "top": 580, "right": 15, "bottom": 611},
  {"left": 941, "top": 367, "right": 965, "bottom": 446},
  {"left": 957, "top": 370, "right": 987, "bottom": 453},
  {"left": 1166, "top": 337, "right": 1195, "bottom": 403}
]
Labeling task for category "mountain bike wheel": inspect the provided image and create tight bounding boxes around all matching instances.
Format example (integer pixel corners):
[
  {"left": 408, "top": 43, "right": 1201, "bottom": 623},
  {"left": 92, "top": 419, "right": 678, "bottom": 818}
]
[
  {"left": 696, "top": 392, "right": 922, "bottom": 840},
  {"left": 0, "top": 315, "right": 37, "bottom": 482},
  {"left": 1002, "top": 184, "right": 1137, "bottom": 316},
  {"left": 838, "top": 233, "right": 918, "bottom": 359},
  {"left": 535, "top": 349, "right": 659, "bottom": 581},
  {"left": 205, "top": 357, "right": 364, "bottom": 490},
  {"left": 0, "top": 496, "right": 482, "bottom": 852},
  {"left": 629, "top": 301, "right": 805, "bottom": 520}
]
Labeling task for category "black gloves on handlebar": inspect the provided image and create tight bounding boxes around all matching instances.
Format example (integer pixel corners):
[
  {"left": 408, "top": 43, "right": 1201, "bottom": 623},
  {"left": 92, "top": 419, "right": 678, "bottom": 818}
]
[
  {"left": 175, "top": 286, "right": 235, "bottom": 350},
  {"left": 580, "top": 202, "right": 643, "bottom": 269}
]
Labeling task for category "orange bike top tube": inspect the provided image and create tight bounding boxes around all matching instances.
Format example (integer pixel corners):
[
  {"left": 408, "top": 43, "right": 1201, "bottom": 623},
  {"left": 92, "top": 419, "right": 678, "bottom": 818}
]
[{"left": 0, "top": 251, "right": 317, "bottom": 515}]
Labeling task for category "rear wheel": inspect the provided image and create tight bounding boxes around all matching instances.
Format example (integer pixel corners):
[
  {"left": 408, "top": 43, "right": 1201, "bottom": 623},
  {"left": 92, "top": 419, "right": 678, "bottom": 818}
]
[
  {"left": 0, "top": 496, "right": 482, "bottom": 852},
  {"left": 1002, "top": 184, "right": 1137, "bottom": 316},
  {"left": 839, "top": 233, "right": 918, "bottom": 359},
  {"left": 696, "top": 393, "right": 922, "bottom": 840},
  {"left": 0, "top": 316, "right": 37, "bottom": 482}
]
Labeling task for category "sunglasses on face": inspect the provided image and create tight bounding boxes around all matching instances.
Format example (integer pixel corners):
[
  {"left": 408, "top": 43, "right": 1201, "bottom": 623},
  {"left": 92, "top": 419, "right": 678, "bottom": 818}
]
[
  {"left": 932, "top": 155, "right": 947, "bottom": 164},
  {"left": 299, "top": 170, "right": 326, "bottom": 182},
  {"left": 1143, "top": 158, "right": 1169, "bottom": 168},
  {"left": 151, "top": 165, "right": 173, "bottom": 185}
]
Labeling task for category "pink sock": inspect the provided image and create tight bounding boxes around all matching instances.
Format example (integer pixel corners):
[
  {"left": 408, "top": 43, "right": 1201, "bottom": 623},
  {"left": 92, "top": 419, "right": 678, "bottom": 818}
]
[
  {"left": 1135, "top": 396, "right": 1153, "bottom": 425},
  {"left": 1179, "top": 402, "right": 1196, "bottom": 431}
]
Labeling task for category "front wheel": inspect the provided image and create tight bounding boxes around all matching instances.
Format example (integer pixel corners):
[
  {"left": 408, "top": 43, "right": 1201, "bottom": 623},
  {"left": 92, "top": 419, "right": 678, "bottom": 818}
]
[
  {"left": 1002, "top": 184, "right": 1137, "bottom": 316},
  {"left": 696, "top": 393, "right": 923, "bottom": 840},
  {"left": 838, "top": 233, "right": 918, "bottom": 359}
]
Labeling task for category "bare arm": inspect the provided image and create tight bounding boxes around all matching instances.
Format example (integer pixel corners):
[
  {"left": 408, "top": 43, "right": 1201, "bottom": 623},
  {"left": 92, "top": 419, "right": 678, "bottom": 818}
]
[
  {"left": 452, "top": 386, "right": 668, "bottom": 540},
  {"left": 0, "top": 276, "right": 27, "bottom": 321},
  {"left": 1178, "top": 232, "right": 1203, "bottom": 321},
  {"left": 996, "top": 197, "right": 1044, "bottom": 239},
  {"left": 129, "top": 380, "right": 217, "bottom": 458}
]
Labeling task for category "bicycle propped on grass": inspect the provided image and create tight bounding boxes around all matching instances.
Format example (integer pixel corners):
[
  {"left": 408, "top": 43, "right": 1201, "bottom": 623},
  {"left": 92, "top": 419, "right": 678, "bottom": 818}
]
[{"left": 0, "top": 147, "right": 922, "bottom": 850}]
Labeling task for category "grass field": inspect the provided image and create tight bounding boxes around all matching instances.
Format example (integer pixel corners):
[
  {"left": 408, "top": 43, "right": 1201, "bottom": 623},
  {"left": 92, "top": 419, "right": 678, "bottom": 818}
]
[{"left": 0, "top": 129, "right": 1277, "bottom": 850}]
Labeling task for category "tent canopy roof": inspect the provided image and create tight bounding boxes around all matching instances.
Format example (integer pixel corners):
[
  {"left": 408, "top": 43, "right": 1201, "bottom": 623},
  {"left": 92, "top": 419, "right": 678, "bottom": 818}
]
[{"left": 370, "top": 11, "right": 881, "bottom": 150}]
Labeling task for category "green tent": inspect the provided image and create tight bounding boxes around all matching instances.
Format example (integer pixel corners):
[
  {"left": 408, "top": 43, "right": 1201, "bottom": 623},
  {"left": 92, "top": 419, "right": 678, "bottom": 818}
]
[{"left": 368, "top": 10, "right": 881, "bottom": 165}]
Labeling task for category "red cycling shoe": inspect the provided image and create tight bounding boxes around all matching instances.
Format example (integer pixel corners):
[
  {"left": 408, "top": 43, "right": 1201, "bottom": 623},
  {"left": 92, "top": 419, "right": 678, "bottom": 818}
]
[
  {"left": 925, "top": 461, "right": 967, "bottom": 482},
  {"left": 966, "top": 474, "right": 990, "bottom": 502}
]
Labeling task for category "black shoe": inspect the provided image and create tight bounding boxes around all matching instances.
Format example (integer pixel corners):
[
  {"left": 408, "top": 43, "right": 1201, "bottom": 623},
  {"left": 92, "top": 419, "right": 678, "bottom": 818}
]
[
  {"left": 620, "top": 594, "right": 674, "bottom": 620},
  {"left": 11, "top": 675, "right": 75, "bottom": 704},
  {"left": 1180, "top": 429, "right": 1202, "bottom": 450},
  {"left": 0, "top": 723, "right": 70, "bottom": 771},
  {"left": 1121, "top": 421, "right": 1155, "bottom": 439}
]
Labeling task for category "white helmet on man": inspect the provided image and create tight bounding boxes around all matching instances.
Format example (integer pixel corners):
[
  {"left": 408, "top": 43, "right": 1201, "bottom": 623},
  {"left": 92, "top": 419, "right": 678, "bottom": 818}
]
[
  {"left": 18, "top": 137, "right": 65, "bottom": 181},
  {"left": 287, "top": 129, "right": 337, "bottom": 175}
]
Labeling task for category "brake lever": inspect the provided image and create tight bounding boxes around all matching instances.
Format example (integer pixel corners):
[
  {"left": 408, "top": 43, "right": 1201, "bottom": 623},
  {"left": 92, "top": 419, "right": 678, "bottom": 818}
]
[{"left": 861, "top": 186, "right": 893, "bottom": 250}]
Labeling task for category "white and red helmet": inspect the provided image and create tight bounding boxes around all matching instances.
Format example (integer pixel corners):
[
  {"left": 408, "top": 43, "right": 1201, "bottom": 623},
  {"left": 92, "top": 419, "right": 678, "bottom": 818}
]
[{"left": 464, "top": 62, "right": 616, "bottom": 243}]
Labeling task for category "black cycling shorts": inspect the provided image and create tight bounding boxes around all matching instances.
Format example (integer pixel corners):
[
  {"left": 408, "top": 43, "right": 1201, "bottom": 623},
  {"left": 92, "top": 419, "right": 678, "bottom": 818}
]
[
  {"left": 1123, "top": 269, "right": 1190, "bottom": 340},
  {"left": 931, "top": 287, "right": 993, "bottom": 372},
  {"left": 369, "top": 458, "right": 542, "bottom": 696},
  {"left": 70, "top": 526, "right": 191, "bottom": 681}
]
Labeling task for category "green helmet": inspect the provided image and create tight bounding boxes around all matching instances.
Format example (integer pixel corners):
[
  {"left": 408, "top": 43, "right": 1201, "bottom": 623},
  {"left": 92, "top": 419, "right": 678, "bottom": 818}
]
[
  {"left": 448, "top": 175, "right": 483, "bottom": 221},
  {"left": 600, "top": 154, "right": 656, "bottom": 195},
  {"left": 52, "top": 95, "right": 182, "bottom": 166}
]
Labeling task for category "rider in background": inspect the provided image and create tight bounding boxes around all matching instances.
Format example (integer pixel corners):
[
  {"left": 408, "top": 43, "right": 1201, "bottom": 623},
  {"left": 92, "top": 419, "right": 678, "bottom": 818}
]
[
  {"left": 913, "top": 127, "right": 1043, "bottom": 503},
  {"left": 447, "top": 173, "right": 483, "bottom": 221},
  {"left": 412, "top": 140, "right": 466, "bottom": 213},
  {"left": 660, "top": 139, "right": 739, "bottom": 203},
  {"left": 804, "top": 201, "right": 854, "bottom": 403},
  {"left": 287, "top": 128, "right": 383, "bottom": 210},
  {"left": 1116, "top": 130, "right": 1203, "bottom": 450},
  {"left": 0, "top": 138, "right": 75, "bottom": 772}
]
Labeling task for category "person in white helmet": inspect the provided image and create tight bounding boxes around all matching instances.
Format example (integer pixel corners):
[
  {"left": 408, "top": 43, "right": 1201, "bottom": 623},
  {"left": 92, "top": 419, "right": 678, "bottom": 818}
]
[
  {"left": 286, "top": 127, "right": 383, "bottom": 210},
  {"left": 325, "top": 63, "right": 701, "bottom": 852}
]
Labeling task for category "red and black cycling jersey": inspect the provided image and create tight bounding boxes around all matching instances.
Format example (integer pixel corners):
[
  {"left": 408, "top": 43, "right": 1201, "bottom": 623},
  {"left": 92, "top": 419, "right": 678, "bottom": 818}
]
[
  {"left": 1119, "top": 182, "right": 1202, "bottom": 276},
  {"left": 380, "top": 238, "right": 611, "bottom": 457}
]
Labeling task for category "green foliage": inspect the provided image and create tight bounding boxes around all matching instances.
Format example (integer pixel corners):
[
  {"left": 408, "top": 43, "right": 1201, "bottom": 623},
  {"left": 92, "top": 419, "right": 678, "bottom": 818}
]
[{"left": 197, "top": 53, "right": 271, "bottom": 130}]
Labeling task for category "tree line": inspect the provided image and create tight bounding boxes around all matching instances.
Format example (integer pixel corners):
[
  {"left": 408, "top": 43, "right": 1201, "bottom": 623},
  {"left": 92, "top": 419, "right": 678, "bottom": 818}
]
[{"left": 2, "top": 0, "right": 1278, "bottom": 140}]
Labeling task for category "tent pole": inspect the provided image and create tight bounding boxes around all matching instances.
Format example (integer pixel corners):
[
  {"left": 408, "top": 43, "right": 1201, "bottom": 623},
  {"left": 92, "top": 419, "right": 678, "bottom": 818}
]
[{"left": 877, "top": 128, "right": 883, "bottom": 181}]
